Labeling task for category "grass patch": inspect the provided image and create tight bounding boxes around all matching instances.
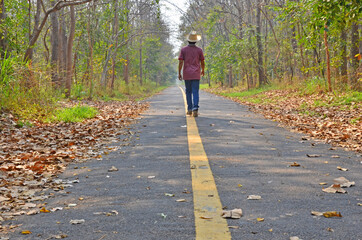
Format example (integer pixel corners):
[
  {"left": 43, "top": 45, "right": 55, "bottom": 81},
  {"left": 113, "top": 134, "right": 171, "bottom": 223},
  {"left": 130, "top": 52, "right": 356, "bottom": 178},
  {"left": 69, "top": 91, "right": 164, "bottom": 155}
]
[{"left": 52, "top": 105, "right": 98, "bottom": 123}]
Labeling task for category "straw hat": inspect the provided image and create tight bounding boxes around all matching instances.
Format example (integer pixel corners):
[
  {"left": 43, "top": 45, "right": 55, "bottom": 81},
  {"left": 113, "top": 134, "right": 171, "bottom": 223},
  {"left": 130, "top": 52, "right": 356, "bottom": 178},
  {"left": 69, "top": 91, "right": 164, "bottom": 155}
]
[{"left": 187, "top": 31, "right": 201, "bottom": 42}]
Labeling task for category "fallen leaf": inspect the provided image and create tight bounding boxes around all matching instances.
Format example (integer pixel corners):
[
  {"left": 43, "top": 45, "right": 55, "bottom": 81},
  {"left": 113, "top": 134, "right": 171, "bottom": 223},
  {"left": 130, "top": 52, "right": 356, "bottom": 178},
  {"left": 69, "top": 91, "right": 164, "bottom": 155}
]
[
  {"left": 40, "top": 207, "right": 50, "bottom": 213},
  {"left": 268, "top": 229, "right": 273, "bottom": 232},
  {"left": 200, "top": 216, "right": 212, "bottom": 219},
  {"left": 333, "top": 177, "right": 355, "bottom": 188},
  {"left": 331, "top": 155, "right": 340, "bottom": 158},
  {"left": 21, "top": 230, "right": 32, "bottom": 235},
  {"left": 357, "top": 203, "right": 362, "bottom": 206},
  {"left": 178, "top": 215, "right": 186, "bottom": 218},
  {"left": 228, "top": 226, "right": 239, "bottom": 229},
  {"left": 322, "top": 184, "right": 347, "bottom": 193},
  {"left": 337, "top": 166, "right": 348, "bottom": 171},
  {"left": 319, "top": 182, "right": 328, "bottom": 185},
  {"left": 311, "top": 211, "right": 324, "bottom": 216},
  {"left": 237, "top": 184, "right": 243, "bottom": 188},
  {"left": 247, "top": 195, "right": 262, "bottom": 200},
  {"left": 176, "top": 199, "right": 186, "bottom": 202},
  {"left": 79, "top": 197, "right": 84, "bottom": 201},
  {"left": 70, "top": 219, "right": 85, "bottom": 224},
  {"left": 147, "top": 176, "right": 155, "bottom": 179},
  {"left": 290, "top": 237, "right": 300, "bottom": 240},
  {"left": 165, "top": 193, "right": 175, "bottom": 197},
  {"left": 108, "top": 166, "right": 118, "bottom": 172},
  {"left": 27, "top": 210, "right": 38, "bottom": 215},
  {"left": 68, "top": 203, "right": 77, "bottom": 207},
  {"left": 51, "top": 207, "right": 63, "bottom": 212},
  {"left": 307, "top": 154, "right": 321, "bottom": 158},
  {"left": 221, "top": 208, "right": 243, "bottom": 219},
  {"left": 327, "top": 227, "right": 334, "bottom": 232},
  {"left": 290, "top": 162, "right": 300, "bottom": 167},
  {"left": 160, "top": 213, "right": 167, "bottom": 219},
  {"left": 257, "top": 218, "right": 264, "bottom": 222},
  {"left": 323, "top": 211, "right": 342, "bottom": 218}
]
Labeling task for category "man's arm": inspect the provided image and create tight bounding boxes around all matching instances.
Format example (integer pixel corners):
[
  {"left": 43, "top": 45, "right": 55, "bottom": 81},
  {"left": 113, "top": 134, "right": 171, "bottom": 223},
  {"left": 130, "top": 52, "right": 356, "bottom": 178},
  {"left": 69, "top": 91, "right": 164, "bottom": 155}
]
[
  {"left": 178, "top": 60, "right": 183, "bottom": 80},
  {"left": 201, "top": 59, "right": 205, "bottom": 77}
]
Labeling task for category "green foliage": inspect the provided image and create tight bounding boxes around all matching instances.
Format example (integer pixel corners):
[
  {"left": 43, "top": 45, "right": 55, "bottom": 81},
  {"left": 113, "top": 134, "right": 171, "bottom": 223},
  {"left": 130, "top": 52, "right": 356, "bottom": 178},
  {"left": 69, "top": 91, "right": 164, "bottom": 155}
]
[
  {"left": 53, "top": 105, "right": 98, "bottom": 123},
  {"left": 301, "top": 76, "right": 329, "bottom": 95}
]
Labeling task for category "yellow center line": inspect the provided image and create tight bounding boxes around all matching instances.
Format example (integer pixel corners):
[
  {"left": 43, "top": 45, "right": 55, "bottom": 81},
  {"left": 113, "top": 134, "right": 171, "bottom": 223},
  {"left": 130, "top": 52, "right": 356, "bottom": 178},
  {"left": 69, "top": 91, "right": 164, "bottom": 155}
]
[{"left": 179, "top": 86, "right": 231, "bottom": 240}]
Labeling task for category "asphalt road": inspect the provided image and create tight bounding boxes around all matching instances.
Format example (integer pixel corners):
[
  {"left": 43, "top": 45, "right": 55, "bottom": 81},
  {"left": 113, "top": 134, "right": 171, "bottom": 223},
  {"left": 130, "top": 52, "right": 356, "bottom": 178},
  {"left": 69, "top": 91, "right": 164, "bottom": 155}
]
[{"left": 4, "top": 86, "right": 362, "bottom": 240}]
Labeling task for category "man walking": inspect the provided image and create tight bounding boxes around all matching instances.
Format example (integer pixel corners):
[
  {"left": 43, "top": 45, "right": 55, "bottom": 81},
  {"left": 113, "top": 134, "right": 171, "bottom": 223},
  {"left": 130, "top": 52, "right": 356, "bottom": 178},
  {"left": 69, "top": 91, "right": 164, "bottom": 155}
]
[{"left": 178, "top": 31, "right": 205, "bottom": 117}]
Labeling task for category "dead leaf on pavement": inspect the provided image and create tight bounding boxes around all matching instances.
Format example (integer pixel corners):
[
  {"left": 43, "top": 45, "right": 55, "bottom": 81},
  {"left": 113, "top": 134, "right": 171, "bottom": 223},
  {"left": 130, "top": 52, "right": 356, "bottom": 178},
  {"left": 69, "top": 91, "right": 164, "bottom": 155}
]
[
  {"left": 319, "top": 182, "right": 328, "bottom": 185},
  {"left": 228, "top": 226, "right": 239, "bottom": 229},
  {"left": 323, "top": 211, "right": 342, "bottom": 218},
  {"left": 40, "top": 207, "right": 50, "bottom": 213},
  {"left": 221, "top": 208, "right": 242, "bottom": 219},
  {"left": 108, "top": 166, "right": 118, "bottom": 172},
  {"left": 165, "top": 193, "right": 175, "bottom": 197},
  {"left": 311, "top": 211, "right": 324, "bottom": 216},
  {"left": 290, "top": 162, "right": 301, "bottom": 167},
  {"left": 176, "top": 199, "right": 186, "bottom": 202},
  {"left": 247, "top": 195, "right": 262, "bottom": 200},
  {"left": 333, "top": 177, "right": 355, "bottom": 188},
  {"left": 337, "top": 166, "right": 348, "bottom": 171},
  {"left": 70, "top": 219, "right": 85, "bottom": 224},
  {"left": 21, "top": 230, "right": 32, "bottom": 235},
  {"left": 200, "top": 216, "right": 212, "bottom": 219},
  {"left": 256, "top": 218, "right": 264, "bottom": 222},
  {"left": 307, "top": 154, "right": 321, "bottom": 158},
  {"left": 322, "top": 184, "right": 347, "bottom": 193},
  {"left": 290, "top": 237, "right": 301, "bottom": 240}
]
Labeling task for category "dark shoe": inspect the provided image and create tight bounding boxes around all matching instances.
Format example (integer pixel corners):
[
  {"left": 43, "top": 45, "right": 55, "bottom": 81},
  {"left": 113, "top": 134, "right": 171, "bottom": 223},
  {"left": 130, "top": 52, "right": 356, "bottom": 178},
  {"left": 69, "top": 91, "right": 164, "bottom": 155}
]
[
  {"left": 187, "top": 110, "right": 192, "bottom": 116},
  {"left": 192, "top": 110, "right": 198, "bottom": 117}
]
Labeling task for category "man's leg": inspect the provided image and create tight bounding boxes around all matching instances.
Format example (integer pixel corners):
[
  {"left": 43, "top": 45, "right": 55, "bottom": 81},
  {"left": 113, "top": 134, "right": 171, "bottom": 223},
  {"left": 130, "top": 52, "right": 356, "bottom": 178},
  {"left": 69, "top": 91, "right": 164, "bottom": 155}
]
[
  {"left": 191, "top": 80, "right": 200, "bottom": 117},
  {"left": 184, "top": 80, "right": 192, "bottom": 114}
]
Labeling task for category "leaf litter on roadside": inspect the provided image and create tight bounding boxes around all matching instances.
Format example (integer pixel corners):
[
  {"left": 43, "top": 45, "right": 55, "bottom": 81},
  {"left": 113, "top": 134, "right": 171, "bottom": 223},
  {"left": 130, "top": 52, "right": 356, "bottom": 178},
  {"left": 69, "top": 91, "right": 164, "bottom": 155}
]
[{"left": 0, "top": 101, "right": 149, "bottom": 229}]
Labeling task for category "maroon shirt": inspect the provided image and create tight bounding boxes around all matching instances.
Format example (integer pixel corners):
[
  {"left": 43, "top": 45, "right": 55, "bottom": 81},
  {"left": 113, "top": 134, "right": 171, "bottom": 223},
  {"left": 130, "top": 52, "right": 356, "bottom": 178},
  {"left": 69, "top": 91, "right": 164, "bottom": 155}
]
[{"left": 178, "top": 45, "right": 204, "bottom": 80}]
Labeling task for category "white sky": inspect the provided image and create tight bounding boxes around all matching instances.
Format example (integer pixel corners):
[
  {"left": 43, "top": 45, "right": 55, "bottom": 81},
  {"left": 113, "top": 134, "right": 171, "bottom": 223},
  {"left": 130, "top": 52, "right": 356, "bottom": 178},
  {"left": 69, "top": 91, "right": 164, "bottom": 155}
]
[{"left": 160, "top": 0, "right": 188, "bottom": 54}]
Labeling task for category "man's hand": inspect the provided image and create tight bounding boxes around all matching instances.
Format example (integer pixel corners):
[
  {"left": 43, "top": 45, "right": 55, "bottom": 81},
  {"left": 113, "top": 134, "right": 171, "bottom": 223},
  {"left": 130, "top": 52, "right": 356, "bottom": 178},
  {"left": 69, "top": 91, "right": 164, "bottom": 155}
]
[
  {"left": 201, "top": 70, "right": 205, "bottom": 77},
  {"left": 178, "top": 73, "right": 182, "bottom": 81}
]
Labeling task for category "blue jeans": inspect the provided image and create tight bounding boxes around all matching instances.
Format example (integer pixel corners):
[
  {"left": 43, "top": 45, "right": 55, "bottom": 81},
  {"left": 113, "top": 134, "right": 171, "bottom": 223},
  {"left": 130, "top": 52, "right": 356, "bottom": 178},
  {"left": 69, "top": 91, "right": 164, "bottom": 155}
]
[{"left": 184, "top": 80, "right": 200, "bottom": 111}]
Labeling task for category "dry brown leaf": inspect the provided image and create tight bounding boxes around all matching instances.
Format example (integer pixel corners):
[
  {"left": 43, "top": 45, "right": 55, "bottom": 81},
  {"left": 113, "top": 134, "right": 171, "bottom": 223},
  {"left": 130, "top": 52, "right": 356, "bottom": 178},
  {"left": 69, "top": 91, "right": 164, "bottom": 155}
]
[
  {"left": 322, "top": 184, "right": 347, "bottom": 194},
  {"left": 108, "top": 166, "right": 118, "bottom": 172},
  {"left": 200, "top": 216, "right": 212, "bottom": 219},
  {"left": 337, "top": 166, "right": 348, "bottom": 171},
  {"left": 247, "top": 195, "right": 262, "bottom": 200},
  {"left": 21, "top": 230, "right": 32, "bottom": 235},
  {"left": 333, "top": 177, "right": 355, "bottom": 188},
  {"left": 290, "top": 162, "right": 301, "bottom": 167},
  {"left": 323, "top": 211, "right": 342, "bottom": 218},
  {"left": 257, "top": 218, "right": 264, "bottom": 222},
  {"left": 176, "top": 199, "right": 186, "bottom": 202},
  {"left": 40, "top": 207, "right": 50, "bottom": 213},
  {"left": 311, "top": 211, "right": 324, "bottom": 216},
  {"left": 221, "top": 208, "right": 243, "bottom": 219},
  {"left": 228, "top": 226, "right": 239, "bottom": 229}
]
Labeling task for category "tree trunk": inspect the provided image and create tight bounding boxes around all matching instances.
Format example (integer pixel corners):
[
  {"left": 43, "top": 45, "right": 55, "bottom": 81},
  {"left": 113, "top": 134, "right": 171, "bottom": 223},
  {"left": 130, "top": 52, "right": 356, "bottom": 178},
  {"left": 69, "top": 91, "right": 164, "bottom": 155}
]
[
  {"left": 340, "top": 25, "right": 348, "bottom": 83},
  {"left": 111, "top": 0, "right": 119, "bottom": 91},
  {"left": 139, "top": 37, "right": 143, "bottom": 85},
  {"left": 228, "top": 65, "right": 233, "bottom": 88},
  {"left": 0, "top": 0, "right": 6, "bottom": 56},
  {"left": 350, "top": 22, "right": 359, "bottom": 89},
  {"left": 86, "top": 7, "right": 94, "bottom": 99},
  {"left": 256, "top": 0, "right": 265, "bottom": 86},
  {"left": 50, "top": 0, "right": 59, "bottom": 84},
  {"left": 59, "top": 9, "right": 67, "bottom": 83},
  {"left": 65, "top": 6, "right": 75, "bottom": 97},
  {"left": 24, "top": 0, "right": 42, "bottom": 61},
  {"left": 324, "top": 24, "right": 332, "bottom": 92},
  {"left": 124, "top": 53, "right": 129, "bottom": 85}
]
